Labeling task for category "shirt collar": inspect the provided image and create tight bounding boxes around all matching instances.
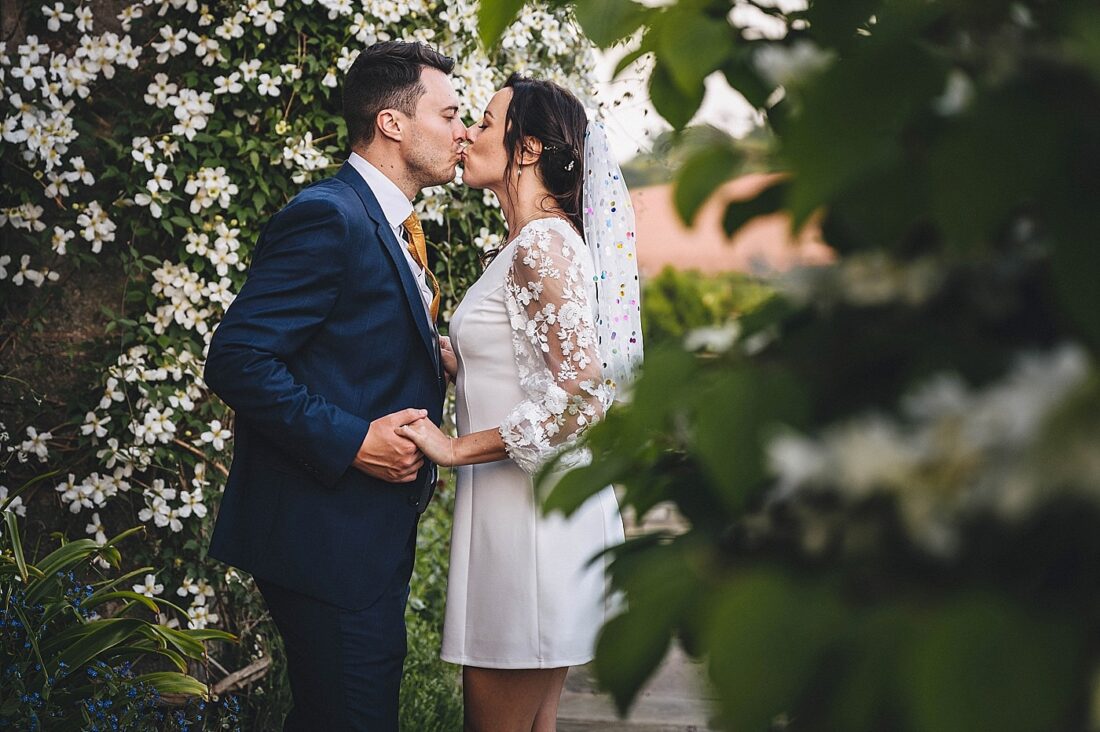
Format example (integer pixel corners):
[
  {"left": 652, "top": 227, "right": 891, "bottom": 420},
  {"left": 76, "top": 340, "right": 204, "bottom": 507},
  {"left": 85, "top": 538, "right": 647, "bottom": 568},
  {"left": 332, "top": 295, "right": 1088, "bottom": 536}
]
[{"left": 347, "top": 152, "right": 413, "bottom": 230}]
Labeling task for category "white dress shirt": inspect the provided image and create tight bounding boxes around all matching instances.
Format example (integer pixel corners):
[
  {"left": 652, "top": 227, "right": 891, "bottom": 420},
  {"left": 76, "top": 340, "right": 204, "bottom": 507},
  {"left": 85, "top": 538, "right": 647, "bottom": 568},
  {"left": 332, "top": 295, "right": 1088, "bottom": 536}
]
[{"left": 347, "top": 152, "right": 436, "bottom": 330}]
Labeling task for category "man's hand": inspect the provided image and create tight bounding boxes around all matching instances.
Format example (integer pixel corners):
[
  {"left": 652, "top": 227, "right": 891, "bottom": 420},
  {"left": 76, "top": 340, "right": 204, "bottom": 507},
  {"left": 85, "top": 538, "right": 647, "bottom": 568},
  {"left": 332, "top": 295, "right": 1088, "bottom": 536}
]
[
  {"left": 440, "top": 336, "right": 457, "bottom": 383},
  {"left": 353, "top": 408, "right": 427, "bottom": 482}
]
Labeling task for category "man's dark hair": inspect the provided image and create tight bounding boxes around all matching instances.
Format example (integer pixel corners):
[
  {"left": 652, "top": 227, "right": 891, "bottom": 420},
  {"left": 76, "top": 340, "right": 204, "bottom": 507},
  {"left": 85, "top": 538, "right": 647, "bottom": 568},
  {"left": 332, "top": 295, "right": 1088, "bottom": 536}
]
[{"left": 343, "top": 41, "right": 455, "bottom": 148}]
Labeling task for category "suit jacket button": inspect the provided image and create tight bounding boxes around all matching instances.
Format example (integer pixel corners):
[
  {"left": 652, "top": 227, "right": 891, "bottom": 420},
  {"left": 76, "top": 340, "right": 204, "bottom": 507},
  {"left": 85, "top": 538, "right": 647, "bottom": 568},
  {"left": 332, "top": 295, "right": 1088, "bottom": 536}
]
[{"left": 407, "top": 494, "right": 419, "bottom": 507}]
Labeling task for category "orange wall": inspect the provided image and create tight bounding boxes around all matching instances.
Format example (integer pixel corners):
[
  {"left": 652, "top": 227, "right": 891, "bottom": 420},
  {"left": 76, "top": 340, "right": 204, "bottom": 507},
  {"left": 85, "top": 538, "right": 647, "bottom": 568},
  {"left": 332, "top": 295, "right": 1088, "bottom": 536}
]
[{"left": 630, "top": 175, "right": 834, "bottom": 277}]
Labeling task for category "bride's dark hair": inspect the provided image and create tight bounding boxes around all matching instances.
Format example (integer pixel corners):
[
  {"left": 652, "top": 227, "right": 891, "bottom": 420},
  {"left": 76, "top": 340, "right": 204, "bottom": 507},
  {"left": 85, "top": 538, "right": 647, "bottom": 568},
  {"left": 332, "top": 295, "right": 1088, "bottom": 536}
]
[{"left": 502, "top": 73, "right": 588, "bottom": 238}]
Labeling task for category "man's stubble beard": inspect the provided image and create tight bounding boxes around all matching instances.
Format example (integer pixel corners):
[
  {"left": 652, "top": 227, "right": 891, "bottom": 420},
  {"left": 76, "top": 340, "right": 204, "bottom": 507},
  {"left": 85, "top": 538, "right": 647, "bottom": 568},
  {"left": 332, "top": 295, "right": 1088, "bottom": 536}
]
[{"left": 406, "top": 145, "right": 456, "bottom": 191}]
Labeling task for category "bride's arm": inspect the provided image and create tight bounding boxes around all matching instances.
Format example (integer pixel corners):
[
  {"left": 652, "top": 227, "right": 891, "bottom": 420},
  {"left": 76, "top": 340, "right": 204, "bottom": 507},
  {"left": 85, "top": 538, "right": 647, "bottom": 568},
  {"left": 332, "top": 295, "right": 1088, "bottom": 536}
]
[
  {"left": 397, "top": 420, "right": 505, "bottom": 467},
  {"left": 398, "top": 227, "right": 611, "bottom": 472}
]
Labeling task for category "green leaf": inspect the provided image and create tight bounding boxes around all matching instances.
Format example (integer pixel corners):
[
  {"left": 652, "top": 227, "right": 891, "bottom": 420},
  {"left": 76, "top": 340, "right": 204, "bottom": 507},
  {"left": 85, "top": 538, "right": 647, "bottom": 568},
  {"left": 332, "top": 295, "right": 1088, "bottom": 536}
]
[
  {"left": 574, "top": 0, "right": 650, "bottom": 47},
  {"left": 649, "top": 60, "right": 703, "bottom": 130},
  {"left": 722, "top": 179, "right": 788, "bottom": 237},
  {"left": 27, "top": 539, "right": 105, "bottom": 605},
  {"left": 691, "top": 366, "right": 807, "bottom": 512},
  {"left": 4, "top": 512, "right": 28, "bottom": 583},
  {"left": 705, "top": 569, "right": 844, "bottom": 732},
  {"left": 541, "top": 453, "right": 630, "bottom": 517},
  {"left": 613, "top": 45, "right": 652, "bottom": 79},
  {"left": 54, "top": 618, "right": 149, "bottom": 672},
  {"left": 656, "top": 10, "right": 732, "bottom": 97},
  {"left": 133, "top": 671, "right": 209, "bottom": 698},
  {"left": 112, "top": 644, "right": 190, "bottom": 673},
  {"left": 929, "top": 85, "right": 1061, "bottom": 254},
  {"left": 1051, "top": 205, "right": 1100, "bottom": 351},
  {"left": 783, "top": 39, "right": 943, "bottom": 230},
  {"left": 594, "top": 611, "right": 672, "bottom": 715},
  {"left": 83, "top": 590, "right": 161, "bottom": 614},
  {"left": 592, "top": 541, "right": 701, "bottom": 713},
  {"left": 900, "top": 593, "right": 1080, "bottom": 732},
  {"left": 179, "top": 628, "right": 238, "bottom": 644},
  {"left": 673, "top": 143, "right": 741, "bottom": 227},
  {"left": 143, "top": 624, "right": 207, "bottom": 659},
  {"left": 722, "top": 52, "right": 773, "bottom": 110},
  {"left": 477, "top": 0, "right": 527, "bottom": 49}
]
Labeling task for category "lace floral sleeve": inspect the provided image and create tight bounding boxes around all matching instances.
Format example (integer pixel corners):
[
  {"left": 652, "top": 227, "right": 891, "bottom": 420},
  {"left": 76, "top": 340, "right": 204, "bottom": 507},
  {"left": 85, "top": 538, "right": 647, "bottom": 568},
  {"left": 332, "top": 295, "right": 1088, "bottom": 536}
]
[{"left": 499, "top": 221, "right": 615, "bottom": 475}]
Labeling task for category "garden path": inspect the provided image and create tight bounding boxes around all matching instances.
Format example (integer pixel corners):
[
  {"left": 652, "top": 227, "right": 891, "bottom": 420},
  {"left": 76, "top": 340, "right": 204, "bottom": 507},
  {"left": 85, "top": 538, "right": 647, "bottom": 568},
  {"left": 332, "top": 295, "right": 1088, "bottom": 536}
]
[{"left": 556, "top": 502, "right": 719, "bottom": 731}]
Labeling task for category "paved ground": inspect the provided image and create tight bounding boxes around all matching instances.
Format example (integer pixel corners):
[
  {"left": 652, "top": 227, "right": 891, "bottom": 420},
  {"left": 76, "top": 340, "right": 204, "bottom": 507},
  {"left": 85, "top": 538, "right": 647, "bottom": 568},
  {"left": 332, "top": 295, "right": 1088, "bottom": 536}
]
[
  {"left": 557, "top": 643, "right": 718, "bottom": 731},
  {"left": 556, "top": 501, "right": 719, "bottom": 731}
]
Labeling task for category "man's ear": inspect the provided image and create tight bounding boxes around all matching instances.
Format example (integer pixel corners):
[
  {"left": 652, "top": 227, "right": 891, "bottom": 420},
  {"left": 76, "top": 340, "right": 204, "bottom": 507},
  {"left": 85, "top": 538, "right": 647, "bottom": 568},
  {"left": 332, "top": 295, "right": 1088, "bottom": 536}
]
[
  {"left": 519, "top": 136, "right": 543, "bottom": 166},
  {"left": 376, "top": 109, "right": 405, "bottom": 142}
]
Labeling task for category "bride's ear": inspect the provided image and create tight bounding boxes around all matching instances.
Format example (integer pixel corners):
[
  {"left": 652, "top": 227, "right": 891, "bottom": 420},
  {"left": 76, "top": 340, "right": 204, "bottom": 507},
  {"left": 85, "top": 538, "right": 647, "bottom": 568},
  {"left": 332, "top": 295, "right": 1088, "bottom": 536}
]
[{"left": 519, "top": 136, "right": 543, "bottom": 166}]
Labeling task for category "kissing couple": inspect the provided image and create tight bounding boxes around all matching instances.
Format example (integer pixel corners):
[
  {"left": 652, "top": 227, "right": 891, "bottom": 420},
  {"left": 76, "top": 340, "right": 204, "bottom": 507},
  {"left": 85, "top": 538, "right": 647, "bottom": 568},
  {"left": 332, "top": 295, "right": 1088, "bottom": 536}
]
[{"left": 204, "top": 40, "right": 643, "bottom": 731}]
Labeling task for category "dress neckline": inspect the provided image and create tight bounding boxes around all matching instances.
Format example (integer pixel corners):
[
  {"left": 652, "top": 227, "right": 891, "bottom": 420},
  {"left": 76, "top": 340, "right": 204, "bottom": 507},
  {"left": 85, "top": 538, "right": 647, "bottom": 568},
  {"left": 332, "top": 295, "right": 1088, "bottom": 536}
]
[{"left": 512, "top": 215, "right": 581, "bottom": 242}]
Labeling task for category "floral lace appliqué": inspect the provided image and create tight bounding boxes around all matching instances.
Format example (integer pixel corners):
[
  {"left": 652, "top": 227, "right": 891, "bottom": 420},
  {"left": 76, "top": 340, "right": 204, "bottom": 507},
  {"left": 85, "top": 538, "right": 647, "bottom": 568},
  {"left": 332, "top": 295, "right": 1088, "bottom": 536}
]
[{"left": 498, "top": 219, "right": 615, "bottom": 475}]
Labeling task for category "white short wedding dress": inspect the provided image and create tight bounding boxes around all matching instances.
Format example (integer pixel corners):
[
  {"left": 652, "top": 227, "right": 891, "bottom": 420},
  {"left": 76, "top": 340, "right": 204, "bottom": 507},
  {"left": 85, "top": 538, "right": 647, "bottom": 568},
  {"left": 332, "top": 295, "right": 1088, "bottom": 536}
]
[{"left": 440, "top": 217, "right": 625, "bottom": 669}]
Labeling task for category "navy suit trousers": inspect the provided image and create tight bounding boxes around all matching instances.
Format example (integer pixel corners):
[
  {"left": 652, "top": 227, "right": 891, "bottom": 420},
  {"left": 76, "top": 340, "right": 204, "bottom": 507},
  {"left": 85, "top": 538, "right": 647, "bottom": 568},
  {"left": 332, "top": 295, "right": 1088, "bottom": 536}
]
[{"left": 256, "top": 522, "right": 416, "bottom": 732}]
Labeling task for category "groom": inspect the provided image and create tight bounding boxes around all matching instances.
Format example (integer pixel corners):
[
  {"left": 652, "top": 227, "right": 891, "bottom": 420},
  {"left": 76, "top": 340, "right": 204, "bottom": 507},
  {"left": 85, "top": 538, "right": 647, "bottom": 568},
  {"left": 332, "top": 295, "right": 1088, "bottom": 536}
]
[{"left": 204, "top": 41, "right": 465, "bottom": 730}]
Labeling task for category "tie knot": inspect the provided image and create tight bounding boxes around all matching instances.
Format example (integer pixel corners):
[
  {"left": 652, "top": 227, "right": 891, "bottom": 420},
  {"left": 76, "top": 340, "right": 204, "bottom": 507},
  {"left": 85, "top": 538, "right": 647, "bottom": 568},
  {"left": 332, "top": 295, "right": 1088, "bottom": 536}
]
[{"left": 403, "top": 211, "right": 422, "bottom": 238}]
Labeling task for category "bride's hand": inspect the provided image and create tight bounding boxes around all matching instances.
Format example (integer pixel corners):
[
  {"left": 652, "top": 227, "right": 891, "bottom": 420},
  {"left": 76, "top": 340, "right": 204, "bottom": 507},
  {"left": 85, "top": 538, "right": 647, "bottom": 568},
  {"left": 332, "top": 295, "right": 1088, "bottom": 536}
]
[
  {"left": 397, "top": 418, "right": 456, "bottom": 467},
  {"left": 440, "top": 336, "right": 457, "bottom": 382}
]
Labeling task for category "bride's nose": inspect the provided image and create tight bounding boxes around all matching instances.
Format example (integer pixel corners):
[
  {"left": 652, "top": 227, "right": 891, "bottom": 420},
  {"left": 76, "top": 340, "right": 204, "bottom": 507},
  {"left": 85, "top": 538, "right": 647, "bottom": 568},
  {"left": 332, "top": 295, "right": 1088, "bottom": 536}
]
[{"left": 464, "top": 124, "right": 478, "bottom": 142}]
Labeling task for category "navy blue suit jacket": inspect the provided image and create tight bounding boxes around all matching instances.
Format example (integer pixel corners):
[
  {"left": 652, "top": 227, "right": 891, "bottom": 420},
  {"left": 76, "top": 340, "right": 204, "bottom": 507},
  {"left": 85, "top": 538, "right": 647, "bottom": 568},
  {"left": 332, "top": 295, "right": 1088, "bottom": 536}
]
[{"left": 205, "top": 162, "right": 445, "bottom": 610}]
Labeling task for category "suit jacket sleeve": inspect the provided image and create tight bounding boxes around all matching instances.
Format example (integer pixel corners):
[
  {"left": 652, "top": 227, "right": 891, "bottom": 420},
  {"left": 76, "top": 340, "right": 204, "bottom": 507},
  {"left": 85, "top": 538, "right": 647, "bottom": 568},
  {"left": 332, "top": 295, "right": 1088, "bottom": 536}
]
[{"left": 204, "top": 197, "right": 370, "bottom": 488}]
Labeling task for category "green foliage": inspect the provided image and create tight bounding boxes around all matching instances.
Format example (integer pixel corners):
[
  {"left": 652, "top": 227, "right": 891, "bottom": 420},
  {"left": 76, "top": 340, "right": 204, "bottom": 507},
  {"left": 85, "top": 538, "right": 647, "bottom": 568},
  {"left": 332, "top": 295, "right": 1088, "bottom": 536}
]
[
  {"left": 482, "top": 0, "right": 1100, "bottom": 729},
  {"left": 640, "top": 267, "right": 773, "bottom": 347},
  {"left": 400, "top": 472, "right": 463, "bottom": 731},
  {"left": 1, "top": 501, "right": 238, "bottom": 730}
]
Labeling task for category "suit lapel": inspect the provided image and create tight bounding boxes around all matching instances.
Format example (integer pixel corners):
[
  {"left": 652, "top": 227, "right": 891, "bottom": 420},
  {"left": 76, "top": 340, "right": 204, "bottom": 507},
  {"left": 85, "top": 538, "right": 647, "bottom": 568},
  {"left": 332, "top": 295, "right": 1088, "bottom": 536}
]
[{"left": 336, "top": 163, "right": 440, "bottom": 373}]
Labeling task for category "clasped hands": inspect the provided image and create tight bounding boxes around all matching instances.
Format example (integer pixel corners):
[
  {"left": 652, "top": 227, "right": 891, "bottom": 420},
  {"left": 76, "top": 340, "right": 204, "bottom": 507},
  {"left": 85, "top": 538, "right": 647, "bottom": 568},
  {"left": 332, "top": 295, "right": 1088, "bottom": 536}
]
[
  {"left": 351, "top": 408, "right": 455, "bottom": 483},
  {"left": 352, "top": 338, "right": 458, "bottom": 482}
]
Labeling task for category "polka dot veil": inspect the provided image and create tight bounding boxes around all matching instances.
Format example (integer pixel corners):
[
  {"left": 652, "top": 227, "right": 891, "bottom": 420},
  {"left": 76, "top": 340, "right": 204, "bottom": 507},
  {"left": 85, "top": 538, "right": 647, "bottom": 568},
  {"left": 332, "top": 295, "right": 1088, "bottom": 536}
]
[{"left": 581, "top": 120, "right": 644, "bottom": 398}]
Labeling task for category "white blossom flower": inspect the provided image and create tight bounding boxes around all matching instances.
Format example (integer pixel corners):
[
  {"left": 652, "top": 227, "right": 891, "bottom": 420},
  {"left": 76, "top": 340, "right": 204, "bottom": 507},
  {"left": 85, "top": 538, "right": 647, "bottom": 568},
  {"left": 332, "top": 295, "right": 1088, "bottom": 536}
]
[
  {"left": 74, "top": 4, "right": 93, "bottom": 32},
  {"left": 238, "top": 58, "right": 261, "bottom": 81},
  {"left": 216, "top": 11, "right": 246, "bottom": 40},
  {"left": 153, "top": 25, "right": 188, "bottom": 64},
  {"left": 250, "top": 0, "right": 284, "bottom": 35},
  {"left": 42, "top": 2, "right": 74, "bottom": 31},
  {"left": 0, "top": 485, "right": 28, "bottom": 519},
  {"left": 76, "top": 201, "right": 117, "bottom": 253},
  {"left": 256, "top": 72, "right": 282, "bottom": 97},
  {"left": 68, "top": 155, "right": 95, "bottom": 185},
  {"left": 21, "top": 426, "right": 52, "bottom": 462},
  {"left": 200, "top": 419, "right": 231, "bottom": 450},
  {"left": 133, "top": 573, "right": 165, "bottom": 598},
  {"left": 117, "top": 4, "right": 142, "bottom": 31},
  {"left": 183, "top": 166, "right": 238, "bottom": 213},
  {"left": 189, "top": 33, "right": 222, "bottom": 66},
  {"left": 186, "top": 600, "right": 219, "bottom": 629},
  {"left": 178, "top": 489, "right": 207, "bottom": 518},
  {"left": 85, "top": 511, "right": 108, "bottom": 545},
  {"left": 177, "top": 576, "right": 216, "bottom": 598},
  {"left": 81, "top": 411, "right": 111, "bottom": 438},
  {"left": 213, "top": 71, "right": 242, "bottom": 94}
]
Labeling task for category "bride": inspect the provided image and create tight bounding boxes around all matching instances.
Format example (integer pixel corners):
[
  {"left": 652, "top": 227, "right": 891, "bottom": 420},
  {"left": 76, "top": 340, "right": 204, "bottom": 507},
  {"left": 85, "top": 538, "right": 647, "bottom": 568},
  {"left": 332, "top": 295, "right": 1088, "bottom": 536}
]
[{"left": 397, "top": 73, "right": 643, "bottom": 731}]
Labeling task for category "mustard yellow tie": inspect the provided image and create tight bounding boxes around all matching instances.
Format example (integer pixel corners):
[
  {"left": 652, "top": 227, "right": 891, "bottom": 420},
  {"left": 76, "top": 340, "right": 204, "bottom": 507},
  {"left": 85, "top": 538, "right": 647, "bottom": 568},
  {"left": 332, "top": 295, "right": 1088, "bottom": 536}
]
[{"left": 402, "top": 211, "right": 440, "bottom": 322}]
